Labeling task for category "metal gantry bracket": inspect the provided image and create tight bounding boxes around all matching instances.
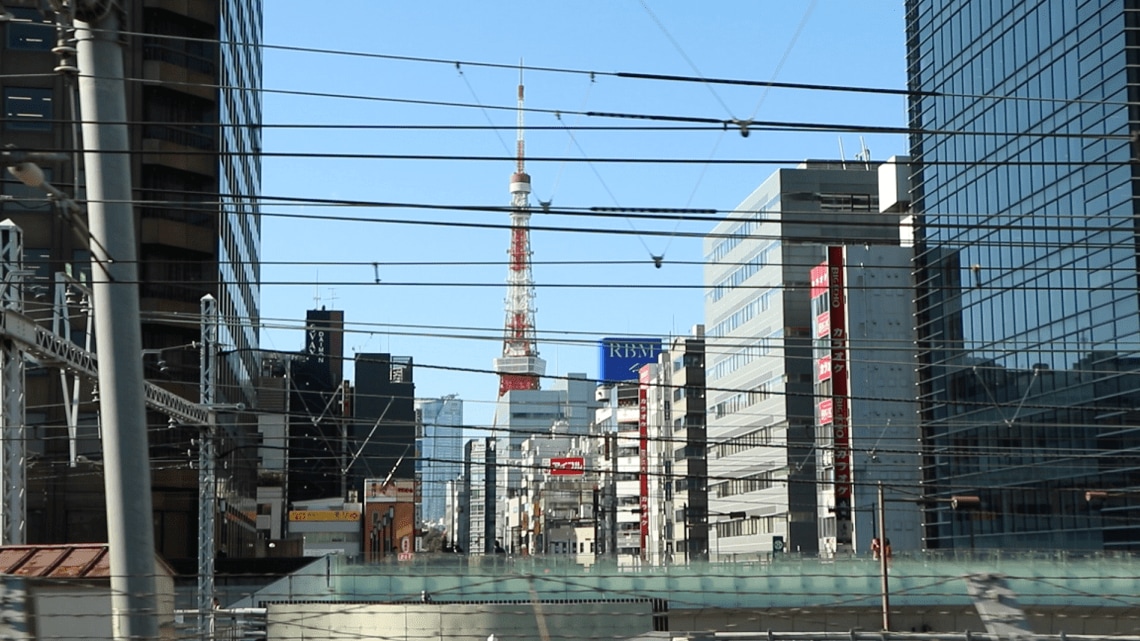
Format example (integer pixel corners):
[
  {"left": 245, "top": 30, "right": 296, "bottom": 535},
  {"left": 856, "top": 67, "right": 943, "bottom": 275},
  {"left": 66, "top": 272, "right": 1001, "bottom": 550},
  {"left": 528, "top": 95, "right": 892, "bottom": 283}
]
[
  {"left": 0, "top": 220, "right": 210, "bottom": 546},
  {"left": 0, "top": 309, "right": 209, "bottom": 424}
]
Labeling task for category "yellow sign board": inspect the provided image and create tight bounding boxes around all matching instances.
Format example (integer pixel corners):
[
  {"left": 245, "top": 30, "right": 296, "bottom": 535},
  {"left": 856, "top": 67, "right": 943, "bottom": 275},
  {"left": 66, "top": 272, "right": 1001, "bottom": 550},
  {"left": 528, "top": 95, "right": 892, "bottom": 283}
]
[{"left": 288, "top": 510, "right": 361, "bottom": 522}]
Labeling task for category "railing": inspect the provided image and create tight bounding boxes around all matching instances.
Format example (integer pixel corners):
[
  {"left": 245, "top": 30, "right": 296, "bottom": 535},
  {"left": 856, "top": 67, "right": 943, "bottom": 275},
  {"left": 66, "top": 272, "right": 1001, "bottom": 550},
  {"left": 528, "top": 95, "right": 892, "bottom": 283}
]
[{"left": 173, "top": 607, "right": 266, "bottom": 641}]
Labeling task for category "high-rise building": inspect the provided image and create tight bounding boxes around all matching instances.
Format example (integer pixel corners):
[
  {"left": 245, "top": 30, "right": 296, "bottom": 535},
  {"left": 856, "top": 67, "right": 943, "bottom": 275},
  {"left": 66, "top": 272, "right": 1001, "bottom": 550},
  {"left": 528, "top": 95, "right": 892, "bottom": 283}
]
[
  {"left": 288, "top": 309, "right": 347, "bottom": 504},
  {"left": 907, "top": 0, "right": 1140, "bottom": 550},
  {"left": 593, "top": 381, "right": 645, "bottom": 561},
  {"left": 661, "top": 326, "right": 709, "bottom": 563},
  {"left": 460, "top": 437, "right": 497, "bottom": 555},
  {"left": 704, "top": 162, "right": 899, "bottom": 558},
  {"left": 1, "top": 1, "right": 262, "bottom": 559},
  {"left": 809, "top": 245, "right": 921, "bottom": 556},
  {"left": 352, "top": 353, "right": 416, "bottom": 496},
  {"left": 415, "top": 395, "right": 463, "bottom": 526}
]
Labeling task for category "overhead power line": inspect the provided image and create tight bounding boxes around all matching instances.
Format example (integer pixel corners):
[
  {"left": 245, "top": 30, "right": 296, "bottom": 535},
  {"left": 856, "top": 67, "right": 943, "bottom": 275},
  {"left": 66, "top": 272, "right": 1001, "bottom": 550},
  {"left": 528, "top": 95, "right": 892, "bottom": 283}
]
[{"left": 108, "top": 28, "right": 1140, "bottom": 111}]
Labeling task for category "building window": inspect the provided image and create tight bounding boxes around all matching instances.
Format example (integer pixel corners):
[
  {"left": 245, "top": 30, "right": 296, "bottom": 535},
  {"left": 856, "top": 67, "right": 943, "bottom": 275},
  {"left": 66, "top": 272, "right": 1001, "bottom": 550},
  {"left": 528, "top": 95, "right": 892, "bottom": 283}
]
[
  {"left": 4, "top": 87, "right": 53, "bottom": 131},
  {"left": 23, "top": 248, "right": 52, "bottom": 282},
  {"left": 6, "top": 8, "right": 54, "bottom": 51},
  {"left": 819, "top": 193, "right": 875, "bottom": 211}
]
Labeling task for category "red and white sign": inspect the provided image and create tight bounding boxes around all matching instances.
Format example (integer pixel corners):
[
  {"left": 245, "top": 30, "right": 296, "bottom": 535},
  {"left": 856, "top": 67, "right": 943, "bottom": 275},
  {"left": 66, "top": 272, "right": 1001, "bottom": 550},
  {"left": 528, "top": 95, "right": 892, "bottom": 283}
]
[
  {"left": 817, "top": 355, "right": 832, "bottom": 382},
  {"left": 550, "top": 457, "right": 585, "bottom": 476},
  {"left": 810, "top": 264, "right": 828, "bottom": 299},
  {"left": 818, "top": 398, "right": 834, "bottom": 425},
  {"left": 638, "top": 364, "right": 651, "bottom": 561},
  {"left": 816, "top": 311, "right": 830, "bottom": 339}
]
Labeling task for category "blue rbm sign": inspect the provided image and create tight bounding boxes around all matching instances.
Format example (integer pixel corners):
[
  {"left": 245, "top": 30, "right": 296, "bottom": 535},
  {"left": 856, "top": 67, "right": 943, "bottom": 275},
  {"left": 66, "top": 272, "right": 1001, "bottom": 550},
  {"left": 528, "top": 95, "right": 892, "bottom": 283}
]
[{"left": 598, "top": 338, "right": 663, "bottom": 383}]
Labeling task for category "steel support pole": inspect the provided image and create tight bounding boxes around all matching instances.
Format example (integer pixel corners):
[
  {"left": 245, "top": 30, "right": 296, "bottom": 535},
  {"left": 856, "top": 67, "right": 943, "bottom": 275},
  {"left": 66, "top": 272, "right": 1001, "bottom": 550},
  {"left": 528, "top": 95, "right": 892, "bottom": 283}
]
[
  {"left": 878, "top": 481, "right": 891, "bottom": 631},
  {"left": 0, "top": 338, "right": 22, "bottom": 545},
  {"left": 199, "top": 295, "right": 218, "bottom": 641},
  {"left": 0, "top": 220, "right": 23, "bottom": 545},
  {"left": 75, "top": 6, "right": 160, "bottom": 639}
]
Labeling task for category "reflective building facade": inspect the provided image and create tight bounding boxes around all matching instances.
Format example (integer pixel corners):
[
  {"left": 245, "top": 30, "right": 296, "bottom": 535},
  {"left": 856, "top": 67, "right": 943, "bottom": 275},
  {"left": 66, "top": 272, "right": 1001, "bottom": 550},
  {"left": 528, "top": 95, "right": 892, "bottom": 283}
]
[
  {"left": 0, "top": 0, "right": 263, "bottom": 560},
  {"left": 907, "top": 0, "right": 1140, "bottom": 549},
  {"left": 415, "top": 396, "right": 464, "bottom": 527}
]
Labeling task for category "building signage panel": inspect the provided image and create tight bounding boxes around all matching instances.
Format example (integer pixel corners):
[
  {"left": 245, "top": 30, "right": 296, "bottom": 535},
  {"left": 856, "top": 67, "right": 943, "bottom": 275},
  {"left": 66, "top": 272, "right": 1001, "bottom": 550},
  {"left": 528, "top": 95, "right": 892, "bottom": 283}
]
[
  {"left": 363, "top": 478, "right": 416, "bottom": 503},
  {"left": 638, "top": 364, "right": 651, "bottom": 561},
  {"left": 599, "top": 338, "right": 663, "bottom": 382},
  {"left": 816, "top": 312, "right": 830, "bottom": 339},
  {"left": 828, "top": 246, "right": 854, "bottom": 552},
  {"left": 550, "top": 457, "right": 586, "bottom": 476},
  {"left": 306, "top": 326, "right": 328, "bottom": 362},
  {"left": 810, "top": 264, "right": 828, "bottom": 299},
  {"left": 818, "top": 398, "right": 833, "bottom": 425},
  {"left": 817, "top": 355, "right": 832, "bottom": 382},
  {"left": 288, "top": 510, "right": 360, "bottom": 522}
]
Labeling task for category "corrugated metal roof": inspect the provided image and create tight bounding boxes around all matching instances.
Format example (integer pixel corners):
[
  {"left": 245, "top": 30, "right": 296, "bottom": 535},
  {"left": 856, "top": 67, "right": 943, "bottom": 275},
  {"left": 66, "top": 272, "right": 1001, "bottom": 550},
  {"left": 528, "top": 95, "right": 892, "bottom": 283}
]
[{"left": 0, "top": 544, "right": 110, "bottom": 579}]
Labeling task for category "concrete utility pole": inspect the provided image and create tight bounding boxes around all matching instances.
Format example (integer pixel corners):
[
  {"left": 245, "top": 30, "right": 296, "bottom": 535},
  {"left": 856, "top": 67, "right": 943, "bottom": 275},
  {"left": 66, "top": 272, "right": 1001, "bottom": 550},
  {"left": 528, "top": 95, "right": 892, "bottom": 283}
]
[{"left": 75, "top": 3, "right": 160, "bottom": 639}]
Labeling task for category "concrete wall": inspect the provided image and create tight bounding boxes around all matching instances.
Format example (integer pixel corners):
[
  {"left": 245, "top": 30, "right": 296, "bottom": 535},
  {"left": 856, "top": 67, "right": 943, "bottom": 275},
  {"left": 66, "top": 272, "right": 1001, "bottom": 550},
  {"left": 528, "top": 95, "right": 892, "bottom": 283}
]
[
  {"left": 33, "top": 577, "right": 176, "bottom": 641},
  {"left": 267, "top": 601, "right": 655, "bottom": 641},
  {"left": 669, "top": 605, "right": 1140, "bottom": 637}
]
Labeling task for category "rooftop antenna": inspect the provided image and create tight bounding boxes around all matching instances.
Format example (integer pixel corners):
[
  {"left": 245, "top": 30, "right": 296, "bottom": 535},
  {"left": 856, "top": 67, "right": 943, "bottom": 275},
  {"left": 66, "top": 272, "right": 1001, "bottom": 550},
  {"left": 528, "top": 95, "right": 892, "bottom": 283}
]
[
  {"left": 856, "top": 136, "right": 872, "bottom": 168},
  {"left": 837, "top": 137, "right": 848, "bottom": 169}
]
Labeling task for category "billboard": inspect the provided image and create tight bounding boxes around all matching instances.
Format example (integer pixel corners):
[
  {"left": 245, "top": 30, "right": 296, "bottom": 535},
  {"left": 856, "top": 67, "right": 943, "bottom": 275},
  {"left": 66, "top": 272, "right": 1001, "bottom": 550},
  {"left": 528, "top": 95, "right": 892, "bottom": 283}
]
[
  {"left": 364, "top": 478, "right": 415, "bottom": 503},
  {"left": 549, "top": 457, "right": 586, "bottom": 476},
  {"left": 288, "top": 510, "right": 360, "bottom": 522},
  {"left": 599, "top": 338, "right": 662, "bottom": 382}
]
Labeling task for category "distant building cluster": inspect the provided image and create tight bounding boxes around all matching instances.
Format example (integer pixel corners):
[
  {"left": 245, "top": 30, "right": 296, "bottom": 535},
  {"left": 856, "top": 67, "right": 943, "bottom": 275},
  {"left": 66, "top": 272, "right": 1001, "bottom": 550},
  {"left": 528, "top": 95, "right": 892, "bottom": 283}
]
[
  {"left": 286, "top": 155, "right": 1140, "bottom": 564},
  {"left": 2, "top": 0, "right": 1139, "bottom": 568}
]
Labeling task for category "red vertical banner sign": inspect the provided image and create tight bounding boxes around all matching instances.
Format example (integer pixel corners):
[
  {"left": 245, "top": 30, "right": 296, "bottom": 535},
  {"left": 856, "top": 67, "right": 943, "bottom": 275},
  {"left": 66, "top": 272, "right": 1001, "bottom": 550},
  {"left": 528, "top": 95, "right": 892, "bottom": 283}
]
[
  {"left": 638, "top": 364, "right": 651, "bottom": 561},
  {"left": 828, "top": 246, "right": 854, "bottom": 552}
]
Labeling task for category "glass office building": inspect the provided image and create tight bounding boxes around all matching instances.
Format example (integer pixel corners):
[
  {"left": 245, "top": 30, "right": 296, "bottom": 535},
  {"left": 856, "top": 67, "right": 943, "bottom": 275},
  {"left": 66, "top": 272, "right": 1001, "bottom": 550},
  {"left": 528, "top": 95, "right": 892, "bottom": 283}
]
[
  {"left": 416, "top": 396, "right": 464, "bottom": 527},
  {"left": 907, "top": 0, "right": 1140, "bottom": 550},
  {"left": 0, "top": 0, "right": 263, "bottom": 559}
]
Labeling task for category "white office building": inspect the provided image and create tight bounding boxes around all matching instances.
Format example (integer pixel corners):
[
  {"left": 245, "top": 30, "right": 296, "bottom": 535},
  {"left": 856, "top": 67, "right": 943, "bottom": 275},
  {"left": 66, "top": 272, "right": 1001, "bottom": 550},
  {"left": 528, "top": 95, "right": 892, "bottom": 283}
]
[
  {"left": 809, "top": 244, "right": 921, "bottom": 556},
  {"left": 704, "top": 161, "right": 903, "bottom": 559}
]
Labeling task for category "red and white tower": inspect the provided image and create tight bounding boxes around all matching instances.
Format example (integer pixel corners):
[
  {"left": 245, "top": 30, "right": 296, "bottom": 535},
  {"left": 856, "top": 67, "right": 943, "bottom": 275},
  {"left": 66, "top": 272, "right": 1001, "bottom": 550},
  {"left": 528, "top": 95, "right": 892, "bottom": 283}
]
[{"left": 494, "top": 73, "right": 546, "bottom": 396}]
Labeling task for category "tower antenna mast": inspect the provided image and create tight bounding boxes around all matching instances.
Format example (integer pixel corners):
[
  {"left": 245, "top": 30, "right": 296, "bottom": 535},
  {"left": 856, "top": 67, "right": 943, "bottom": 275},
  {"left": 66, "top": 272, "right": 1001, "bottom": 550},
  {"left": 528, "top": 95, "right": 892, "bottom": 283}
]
[{"left": 495, "top": 63, "right": 546, "bottom": 397}]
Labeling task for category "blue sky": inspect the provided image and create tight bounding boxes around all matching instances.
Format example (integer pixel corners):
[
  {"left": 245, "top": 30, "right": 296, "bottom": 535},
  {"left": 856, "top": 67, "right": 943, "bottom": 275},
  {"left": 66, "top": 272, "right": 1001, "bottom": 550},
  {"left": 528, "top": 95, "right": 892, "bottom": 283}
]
[{"left": 259, "top": 1, "right": 909, "bottom": 432}]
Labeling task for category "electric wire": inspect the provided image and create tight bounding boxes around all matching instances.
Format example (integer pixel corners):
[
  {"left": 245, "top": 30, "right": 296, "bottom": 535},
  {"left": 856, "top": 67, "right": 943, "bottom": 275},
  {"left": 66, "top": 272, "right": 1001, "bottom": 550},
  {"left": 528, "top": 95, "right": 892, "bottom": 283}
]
[
  {"left": 6, "top": 12, "right": 1140, "bottom": 634},
  {"left": 100, "top": 27, "right": 1140, "bottom": 112}
]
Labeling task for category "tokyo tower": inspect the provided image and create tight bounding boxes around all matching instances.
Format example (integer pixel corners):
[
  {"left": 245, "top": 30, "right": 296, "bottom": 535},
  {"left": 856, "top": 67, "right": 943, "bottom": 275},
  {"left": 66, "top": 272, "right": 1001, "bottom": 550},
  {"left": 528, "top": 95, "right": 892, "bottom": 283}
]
[{"left": 494, "top": 70, "right": 546, "bottom": 396}]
